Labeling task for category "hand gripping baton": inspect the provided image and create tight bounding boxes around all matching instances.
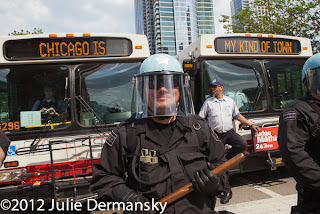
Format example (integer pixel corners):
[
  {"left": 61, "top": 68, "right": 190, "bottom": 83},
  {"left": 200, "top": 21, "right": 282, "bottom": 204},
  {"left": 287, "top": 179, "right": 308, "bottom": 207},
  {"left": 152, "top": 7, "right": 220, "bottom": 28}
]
[{"left": 157, "top": 153, "right": 246, "bottom": 207}]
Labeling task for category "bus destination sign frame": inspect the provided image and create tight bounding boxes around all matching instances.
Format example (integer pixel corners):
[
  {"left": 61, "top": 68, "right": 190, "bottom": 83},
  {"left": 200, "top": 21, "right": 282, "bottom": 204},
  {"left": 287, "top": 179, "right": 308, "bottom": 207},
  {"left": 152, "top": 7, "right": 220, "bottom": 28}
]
[
  {"left": 3, "top": 37, "right": 133, "bottom": 61},
  {"left": 215, "top": 37, "right": 301, "bottom": 55}
]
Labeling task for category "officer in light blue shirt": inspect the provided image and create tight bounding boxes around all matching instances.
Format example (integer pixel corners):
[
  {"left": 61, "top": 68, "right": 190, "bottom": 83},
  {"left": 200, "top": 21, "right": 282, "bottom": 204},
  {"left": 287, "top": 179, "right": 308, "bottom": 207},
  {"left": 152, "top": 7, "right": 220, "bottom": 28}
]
[{"left": 199, "top": 78, "right": 260, "bottom": 204}]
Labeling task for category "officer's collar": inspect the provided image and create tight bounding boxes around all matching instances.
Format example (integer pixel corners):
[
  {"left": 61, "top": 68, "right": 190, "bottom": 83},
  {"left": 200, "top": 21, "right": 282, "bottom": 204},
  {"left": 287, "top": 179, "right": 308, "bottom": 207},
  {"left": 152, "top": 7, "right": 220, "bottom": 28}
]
[
  {"left": 172, "top": 116, "right": 193, "bottom": 133},
  {"left": 306, "top": 93, "right": 320, "bottom": 104},
  {"left": 134, "top": 116, "right": 193, "bottom": 135}
]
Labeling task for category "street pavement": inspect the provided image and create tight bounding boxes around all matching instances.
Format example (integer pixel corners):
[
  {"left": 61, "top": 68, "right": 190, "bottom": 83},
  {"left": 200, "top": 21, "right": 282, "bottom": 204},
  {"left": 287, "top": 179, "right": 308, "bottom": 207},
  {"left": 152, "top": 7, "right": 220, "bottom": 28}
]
[{"left": 216, "top": 168, "right": 297, "bottom": 214}]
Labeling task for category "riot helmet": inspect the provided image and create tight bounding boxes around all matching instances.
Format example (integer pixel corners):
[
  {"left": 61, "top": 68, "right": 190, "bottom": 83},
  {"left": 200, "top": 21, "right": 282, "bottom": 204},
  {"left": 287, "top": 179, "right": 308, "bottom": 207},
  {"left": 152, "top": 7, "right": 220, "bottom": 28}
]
[
  {"left": 302, "top": 53, "right": 320, "bottom": 96},
  {"left": 132, "top": 54, "right": 195, "bottom": 119}
]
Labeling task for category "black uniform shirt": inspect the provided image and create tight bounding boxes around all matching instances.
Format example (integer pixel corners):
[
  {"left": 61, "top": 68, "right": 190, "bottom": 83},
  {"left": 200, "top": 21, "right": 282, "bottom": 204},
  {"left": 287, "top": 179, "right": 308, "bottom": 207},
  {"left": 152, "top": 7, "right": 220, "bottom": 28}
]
[
  {"left": 278, "top": 94, "right": 320, "bottom": 192},
  {"left": 91, "top": 115, "right": 227, "bottom": 214}
]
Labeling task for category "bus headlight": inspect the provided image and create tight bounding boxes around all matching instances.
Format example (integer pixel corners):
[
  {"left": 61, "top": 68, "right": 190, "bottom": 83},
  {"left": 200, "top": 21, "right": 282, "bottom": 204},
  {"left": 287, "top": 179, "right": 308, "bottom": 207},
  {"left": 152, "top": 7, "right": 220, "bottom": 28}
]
[{"left": 0, "top": 168, "right": 27, "bottom": 182}]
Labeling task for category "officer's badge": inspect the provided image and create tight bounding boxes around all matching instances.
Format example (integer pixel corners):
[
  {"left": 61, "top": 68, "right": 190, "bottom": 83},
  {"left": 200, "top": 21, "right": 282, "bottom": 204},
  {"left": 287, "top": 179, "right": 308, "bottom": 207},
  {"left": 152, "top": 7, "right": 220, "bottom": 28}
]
[
  {"left": 140, "top": 148, "right": 158, "bottom": 164},
  {"left": 105, "top": 131, "right": 117, "bottom": 146},
  {"left": 283, "top": 111, "right": 296, "bottom": 121}
]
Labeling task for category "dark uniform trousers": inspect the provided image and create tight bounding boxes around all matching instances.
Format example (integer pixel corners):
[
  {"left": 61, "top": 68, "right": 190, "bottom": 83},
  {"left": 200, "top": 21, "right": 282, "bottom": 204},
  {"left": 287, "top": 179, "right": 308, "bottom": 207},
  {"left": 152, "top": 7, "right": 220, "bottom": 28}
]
[
  {"left": 216, "top": 129, "right": 247, "bottom": 160},
  {"left": 215, "top": 129, "right": 247, "bottom": 193},
  {"left": 91, "top": 116, "right": 228, "bottom": 214},
  {"left": 278, "top": 94, "right": 320, "bottom": 213}
]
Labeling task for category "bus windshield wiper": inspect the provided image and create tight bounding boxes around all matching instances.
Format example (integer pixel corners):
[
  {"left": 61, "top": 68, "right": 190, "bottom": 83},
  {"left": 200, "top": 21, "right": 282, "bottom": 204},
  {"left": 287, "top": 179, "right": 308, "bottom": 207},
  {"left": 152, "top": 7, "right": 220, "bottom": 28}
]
[
  {"left": 75, "top": 95, "right": 106, "bottom": 125},
  {"left": 250, "top": 68, "right": 264, "bottom": 112},
  {"left": 29, "top": 121, "right": 52, "bottom": 151},
  {"left": 266, "top": 69, "right": 288, "bottom": 107}
]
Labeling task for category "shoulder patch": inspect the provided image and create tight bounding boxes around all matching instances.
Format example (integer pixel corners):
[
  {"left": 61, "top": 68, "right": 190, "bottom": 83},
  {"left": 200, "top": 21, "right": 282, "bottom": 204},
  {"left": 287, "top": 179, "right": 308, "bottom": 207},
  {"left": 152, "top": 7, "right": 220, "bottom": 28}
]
[
  {"left": 283, "top": 111, "right": 297, "bottom": 121},
  {"left": 105, "top": 130, "right": 118, "bottom": 146},
  {"left": 211, "top": 129, "right": 220, "bottom": 142}
]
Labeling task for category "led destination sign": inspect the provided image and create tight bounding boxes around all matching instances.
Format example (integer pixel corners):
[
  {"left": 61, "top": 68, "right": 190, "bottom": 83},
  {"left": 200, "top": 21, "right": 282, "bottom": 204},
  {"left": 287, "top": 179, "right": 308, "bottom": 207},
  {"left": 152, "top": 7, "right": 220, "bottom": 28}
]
[
  {"left": 215, "top": 37, "right": 301, "bottom": 54},
  {"left": 4, "top": 37, "right": 132, "bottom": 60}
]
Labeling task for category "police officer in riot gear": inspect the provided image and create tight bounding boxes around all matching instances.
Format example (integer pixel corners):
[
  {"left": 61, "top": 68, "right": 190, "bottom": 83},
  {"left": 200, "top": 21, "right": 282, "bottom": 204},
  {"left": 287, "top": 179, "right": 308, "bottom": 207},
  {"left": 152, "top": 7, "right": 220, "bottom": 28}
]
[
  {"left": 91, "top": 54, "right": 228, "bottom": 213},
  {"left": 278, "top": 53, "right": 320, "bottom": 213}
]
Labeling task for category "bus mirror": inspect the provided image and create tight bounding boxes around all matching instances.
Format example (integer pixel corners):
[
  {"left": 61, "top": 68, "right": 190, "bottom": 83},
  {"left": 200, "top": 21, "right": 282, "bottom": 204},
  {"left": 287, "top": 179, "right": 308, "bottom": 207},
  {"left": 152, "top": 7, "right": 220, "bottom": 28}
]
[{"left": 183, "top": 59, "right": 196, "bottom": 75}]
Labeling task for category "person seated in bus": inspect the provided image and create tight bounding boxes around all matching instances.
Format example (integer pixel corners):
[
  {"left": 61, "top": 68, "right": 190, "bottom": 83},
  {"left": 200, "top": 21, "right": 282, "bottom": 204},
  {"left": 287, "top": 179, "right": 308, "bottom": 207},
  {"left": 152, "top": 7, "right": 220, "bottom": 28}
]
[
  {"left": 32, "top": 84, "right": 66, "bottom": 122},
  {"left": 199, "top": 78, "right": 261, "bottom": 204}
]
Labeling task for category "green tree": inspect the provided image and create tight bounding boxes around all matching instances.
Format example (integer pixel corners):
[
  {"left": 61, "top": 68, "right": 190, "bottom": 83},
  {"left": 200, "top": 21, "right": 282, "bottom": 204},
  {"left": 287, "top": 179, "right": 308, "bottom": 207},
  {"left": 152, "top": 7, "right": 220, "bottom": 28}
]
[
  {"left": 220, "top": 0, "right": 320, "bottom": 53},
  {"left": 8, "top": 28, "right": 43, "bottom": 36}
]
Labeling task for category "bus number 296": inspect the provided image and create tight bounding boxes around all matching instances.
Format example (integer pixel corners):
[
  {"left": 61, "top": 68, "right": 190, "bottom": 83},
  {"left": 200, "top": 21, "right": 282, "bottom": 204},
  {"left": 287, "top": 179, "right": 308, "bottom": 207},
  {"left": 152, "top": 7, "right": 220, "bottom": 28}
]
[{"left": 1, "top": 122, "right": 20, "bottom": 131}]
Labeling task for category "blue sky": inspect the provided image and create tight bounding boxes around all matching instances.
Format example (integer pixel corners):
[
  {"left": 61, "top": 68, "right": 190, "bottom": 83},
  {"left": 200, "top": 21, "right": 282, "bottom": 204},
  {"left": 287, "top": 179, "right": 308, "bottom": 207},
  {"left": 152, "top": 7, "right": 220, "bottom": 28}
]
[{"left": 0, "top": 0, "right": 230, "bottom": 36}]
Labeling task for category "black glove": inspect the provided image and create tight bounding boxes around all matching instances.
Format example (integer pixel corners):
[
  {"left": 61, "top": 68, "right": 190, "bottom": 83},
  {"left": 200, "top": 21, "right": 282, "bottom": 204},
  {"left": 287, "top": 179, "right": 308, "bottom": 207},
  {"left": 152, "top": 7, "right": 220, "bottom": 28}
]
[
  {"left": 192, "top": 169, "right": 220, "bottom": 195},
  {"left": 122, "top": 190, "right": 150, "bottom": 203},
  {"left": 122, "top": 190, "right": 156, "bottom": 214}
]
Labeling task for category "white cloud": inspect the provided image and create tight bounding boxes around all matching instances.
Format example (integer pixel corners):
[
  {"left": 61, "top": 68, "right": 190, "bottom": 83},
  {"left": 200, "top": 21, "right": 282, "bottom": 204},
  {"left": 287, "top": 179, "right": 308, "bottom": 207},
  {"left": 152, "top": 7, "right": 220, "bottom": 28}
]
[
  {"left": 0, "top": 0, "right": 49, "bottom": 35},
  {"left": 0, "top": 0, "right": 135, "bottom": 36},
  {"left": 0, "top": 0, "right": 231, "bottom": 37},
  {"left": 109, "top": 0, "right": 130, "bottom": 6}
]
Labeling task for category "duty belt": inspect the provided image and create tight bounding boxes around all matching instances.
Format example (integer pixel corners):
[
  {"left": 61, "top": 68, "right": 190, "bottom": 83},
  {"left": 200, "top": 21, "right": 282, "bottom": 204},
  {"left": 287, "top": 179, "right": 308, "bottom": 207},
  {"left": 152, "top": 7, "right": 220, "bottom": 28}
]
[{"left": 215, "top": 129, "right": 233, "bottom": 136}]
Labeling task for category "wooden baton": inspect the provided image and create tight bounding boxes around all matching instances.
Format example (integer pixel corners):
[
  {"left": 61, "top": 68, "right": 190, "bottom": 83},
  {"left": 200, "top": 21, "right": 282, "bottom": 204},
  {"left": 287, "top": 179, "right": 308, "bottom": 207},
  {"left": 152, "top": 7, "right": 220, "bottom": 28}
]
[{"left": 157, "top": 153, "right": 246, "bottom": 207}]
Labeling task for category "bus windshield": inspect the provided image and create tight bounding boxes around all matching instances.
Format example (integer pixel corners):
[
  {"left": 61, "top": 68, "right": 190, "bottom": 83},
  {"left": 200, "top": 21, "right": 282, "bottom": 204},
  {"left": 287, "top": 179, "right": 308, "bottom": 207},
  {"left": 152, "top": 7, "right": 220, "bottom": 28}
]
[
  {"left": 76, "top": 62, "right": 141, "bottom": 126},
  {"left": 202, "top": 59, "right": 306, "bottom": 112},
  {"left": 0, "top": 65, "right": 70, "bottom": 133},
  {"left": 0, "top": 62, "right": 143, "bottom": 133},
  {"left": 202, "top": 60, "right": 267, "bottom": 112},
  {"left": 265, "top": 59, "right": 306, "bottom": 109}
]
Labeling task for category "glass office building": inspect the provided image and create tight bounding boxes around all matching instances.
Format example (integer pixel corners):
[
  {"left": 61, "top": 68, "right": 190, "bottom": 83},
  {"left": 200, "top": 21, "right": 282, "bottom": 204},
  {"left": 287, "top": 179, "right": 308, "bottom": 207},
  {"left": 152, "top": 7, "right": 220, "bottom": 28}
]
[
  {"left": 135, "top": 0, "right": 144, "bottom": 35},
  {"left": 135, "top": 0, "right": 215, "bottom": 55},
  {"left": 135, "top": 0, "right": 157, "bottom": 54},
  {"left": 197, "top": 0, "right": 215, "bottom": 35},
  {"left": 230, "top": 0, "right": 265, "bottom": 17},
  {"left": 230, "top": 0, "right": 243, "bottom": 17}
]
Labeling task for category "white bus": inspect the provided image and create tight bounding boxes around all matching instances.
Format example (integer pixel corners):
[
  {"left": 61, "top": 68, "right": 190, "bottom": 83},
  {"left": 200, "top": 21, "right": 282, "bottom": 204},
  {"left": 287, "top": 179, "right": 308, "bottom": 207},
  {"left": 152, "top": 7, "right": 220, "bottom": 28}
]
[
  {"left": 177, "top": 33, "right": 313, "bottom": 173},
  {"left": 0, "top": 33, "right": 149, "bottom": 201}
]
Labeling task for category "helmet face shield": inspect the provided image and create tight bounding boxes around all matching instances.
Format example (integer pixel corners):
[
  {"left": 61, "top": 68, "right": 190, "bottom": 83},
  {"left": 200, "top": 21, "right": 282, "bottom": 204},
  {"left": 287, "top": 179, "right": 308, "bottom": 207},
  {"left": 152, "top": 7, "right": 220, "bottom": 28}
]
[
  {"left": 305, "top": 68, "right": 320, "bottom": 96},
  {"left": 132, "top": 73, "right": 195, "bottom": 119}
]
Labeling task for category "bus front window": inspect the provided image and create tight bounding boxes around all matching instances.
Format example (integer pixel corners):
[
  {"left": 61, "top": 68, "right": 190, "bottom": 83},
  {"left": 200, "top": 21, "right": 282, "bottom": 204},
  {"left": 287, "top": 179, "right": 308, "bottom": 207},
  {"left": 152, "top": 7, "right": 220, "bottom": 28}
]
[
  {"left": 265, "top": 59, "right": 306, "bottom": 109},
  {"left": 76, "top": 63, "right": 141, "bottom": 126},
  {"left": 0, "top": 65, "right": 70, "bottom": 133},
  {"left": 203, "top": 60, "right": 267, "bottom": 112}
]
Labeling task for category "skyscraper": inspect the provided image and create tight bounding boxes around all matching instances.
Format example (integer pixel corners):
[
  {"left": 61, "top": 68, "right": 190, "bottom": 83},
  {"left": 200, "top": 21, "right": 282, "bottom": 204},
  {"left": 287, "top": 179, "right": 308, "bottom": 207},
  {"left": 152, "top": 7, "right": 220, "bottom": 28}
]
[
  {"left": 230, "top": 0, "right": 250, "bottom": 17},
  {"left": 230, "top": 0, "right": 266, "bottom": 17},
  {"left": 135, "top": 0, "right": 215, "bottom": 55},
  {"left": 197, "top": 0, "right": 215, "bottom": 35}
]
